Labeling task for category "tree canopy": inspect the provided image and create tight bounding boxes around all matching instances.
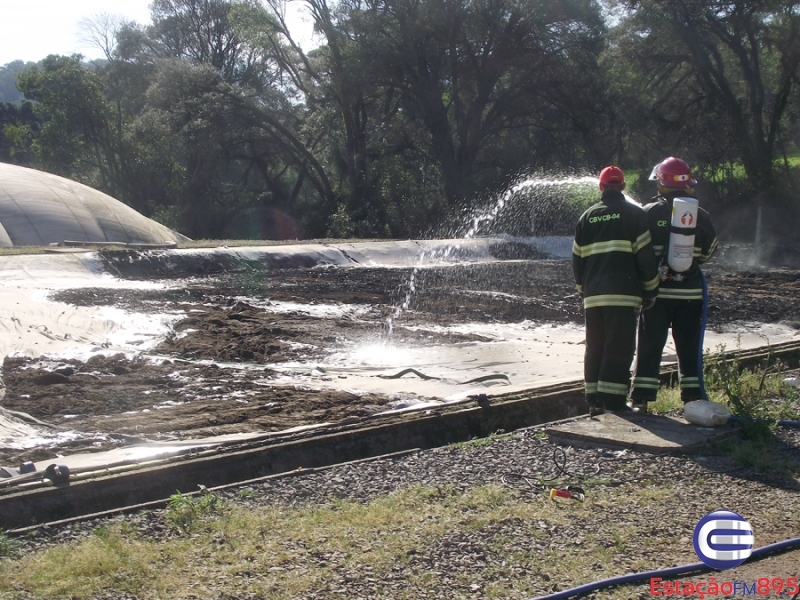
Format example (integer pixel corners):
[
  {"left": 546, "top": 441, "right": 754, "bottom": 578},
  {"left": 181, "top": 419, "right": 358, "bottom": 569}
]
[{"left": 1, "top": 0, "right": 799, "bottom": 240}]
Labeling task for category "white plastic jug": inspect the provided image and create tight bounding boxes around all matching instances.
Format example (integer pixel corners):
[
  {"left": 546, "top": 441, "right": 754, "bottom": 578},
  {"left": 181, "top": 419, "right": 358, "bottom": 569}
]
[
  {"left": 683, "top": 400, "right": 731, "bottom": 427},
  {"left": 667, "top": 197, "right": 699, "bottom": 273}
]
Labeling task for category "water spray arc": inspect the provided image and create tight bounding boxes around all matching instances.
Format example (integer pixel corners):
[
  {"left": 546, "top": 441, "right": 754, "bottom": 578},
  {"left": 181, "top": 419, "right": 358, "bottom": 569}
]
[{"left": 383, "top": 174, "right": 598, "bottom": 336}]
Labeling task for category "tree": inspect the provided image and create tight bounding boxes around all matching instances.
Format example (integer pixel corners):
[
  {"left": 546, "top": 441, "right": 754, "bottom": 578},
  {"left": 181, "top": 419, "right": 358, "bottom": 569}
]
[
  {"left": 0, "top": 61, "right": 32, "bottom": 104},
  {"left": 132, "top": 0, "right": 347, "bottom": 237},
  {"left": 147, "top": 0, "right": 279, "bottom": 88},
  {"left": 260, "top": 0, "right": 610, "bottom": 234},
  {"left": 0, "top": 101, "right": 38, "bottom": 164},
  {"left": 613, "top": 0, "right": 800, "bottom": 195},
  {"left": 15, "top": 56, "right": 128, "bottom": 192},
  {"left": 59, "top": 1, "right": 335, "bottom": 238},
  {"left": 353, "top": 0, "right": 607, "bottom": 206},
  {"left": 141, "top": 58, "right": 337, "bottom": 237},
  {"left": 11, "top": 1, "right": 689, "bottom": 240},
  {"left": 258, "top": 0, "right": 401, "bottom": 235}
]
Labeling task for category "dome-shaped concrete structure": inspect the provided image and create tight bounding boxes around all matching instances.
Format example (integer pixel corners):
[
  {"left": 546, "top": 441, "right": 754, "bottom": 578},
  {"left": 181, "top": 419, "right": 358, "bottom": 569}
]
[{"left": 0, "top": 163, "right": 188, "bottom": 247}]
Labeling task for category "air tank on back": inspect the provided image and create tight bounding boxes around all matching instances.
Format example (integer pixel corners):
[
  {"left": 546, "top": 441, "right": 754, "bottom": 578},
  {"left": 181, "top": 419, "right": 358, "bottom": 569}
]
[{"left": 667, "top": 197, "right": 699, "bottom": 272}]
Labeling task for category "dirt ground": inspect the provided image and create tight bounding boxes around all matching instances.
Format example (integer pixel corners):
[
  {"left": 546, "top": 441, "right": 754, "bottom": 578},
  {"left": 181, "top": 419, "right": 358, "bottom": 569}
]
[{"left": 3, "top": 244, "right": 800, "bottom": 466}]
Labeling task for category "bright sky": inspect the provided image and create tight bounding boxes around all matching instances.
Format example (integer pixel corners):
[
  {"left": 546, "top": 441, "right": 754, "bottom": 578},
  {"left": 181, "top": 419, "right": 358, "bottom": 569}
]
[
  {"left": 1, "top": 0, "right": 317, "bottom": 66},
  {"left": 1, "top": 1, "right": 153, "bottom": 65}
]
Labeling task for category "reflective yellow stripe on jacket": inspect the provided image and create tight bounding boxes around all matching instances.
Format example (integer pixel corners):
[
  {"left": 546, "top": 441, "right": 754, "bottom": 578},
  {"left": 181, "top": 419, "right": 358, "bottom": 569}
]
[
  {"left": 584, "top": 294, "right": 643, "bottom": 309},
  {"left": 572, "top": 239, "right": 632, "bottom": 258}
]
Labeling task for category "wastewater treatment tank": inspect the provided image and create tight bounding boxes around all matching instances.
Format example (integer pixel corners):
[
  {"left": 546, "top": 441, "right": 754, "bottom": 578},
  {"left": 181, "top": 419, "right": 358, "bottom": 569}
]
[{"left": 0, "top": 162, "right": 188, "bottom": 247}]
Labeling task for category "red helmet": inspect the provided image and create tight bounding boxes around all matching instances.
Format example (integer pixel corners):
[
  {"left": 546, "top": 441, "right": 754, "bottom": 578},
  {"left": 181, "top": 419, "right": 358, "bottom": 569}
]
[
  {"left": 649, "top": 157, "right": 697, "bottom": 188},
  {"left": 599, "top": 165, "right": 625, "bottom": 189}
]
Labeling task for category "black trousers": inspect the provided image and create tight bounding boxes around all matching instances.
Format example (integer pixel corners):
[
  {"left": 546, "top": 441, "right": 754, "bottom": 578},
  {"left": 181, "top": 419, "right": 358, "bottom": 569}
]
[
  {"left": 630, "top": 298, "right": 704, "bottom": 402},
  {"left": 584, "top": 306, "right": 638, "bottom": 409}
]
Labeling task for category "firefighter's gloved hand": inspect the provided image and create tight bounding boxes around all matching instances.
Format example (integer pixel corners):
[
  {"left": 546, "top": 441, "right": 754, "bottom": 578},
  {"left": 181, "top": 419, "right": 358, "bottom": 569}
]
[{"left": 642, "top": 297, "right": 656, "bottom": 311}]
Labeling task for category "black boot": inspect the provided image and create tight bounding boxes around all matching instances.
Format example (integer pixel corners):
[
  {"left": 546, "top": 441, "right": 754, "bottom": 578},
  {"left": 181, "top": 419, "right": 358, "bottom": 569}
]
[{"left": 588, "top": 401, "right": 605, "bottom": 417}]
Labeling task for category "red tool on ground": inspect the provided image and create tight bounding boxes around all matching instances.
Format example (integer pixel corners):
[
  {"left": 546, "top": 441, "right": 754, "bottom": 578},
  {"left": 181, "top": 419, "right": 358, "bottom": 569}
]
[{"left": 549, "top": 485, "right": 585, "bottom": 502}]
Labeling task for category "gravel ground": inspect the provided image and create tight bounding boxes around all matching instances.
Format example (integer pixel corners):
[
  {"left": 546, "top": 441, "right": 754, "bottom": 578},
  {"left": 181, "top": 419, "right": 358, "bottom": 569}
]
[{"left": 7, "top": 419, "right": 799, "bottom": 599}]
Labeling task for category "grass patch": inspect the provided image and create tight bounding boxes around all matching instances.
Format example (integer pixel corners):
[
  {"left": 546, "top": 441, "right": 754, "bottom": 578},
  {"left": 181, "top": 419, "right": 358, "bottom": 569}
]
[
  {"left": 646, "top": 344, "right": 800, "bottom": 424},
  {"left": 4, "top": 530, "right": 179, "bottom": 598},
  {"left": 711, "top": 432, "right": 800, "bottom": 474},
  {"left": 701, "top": 156, "right": 800, "bottom": 185},
  {"left": 648, "top": 386, "right": 684, "bottom": 414},
  {"left": 639, "top": 346, "right": 800, "bottom": 475},
  {"left": 450, "top": 429, "right": 511, "bottom": 450},
  {"left": 0, "top": 483, "right": 671, "bottom": 599},
  {"left": 0, "top": 245, "right": 48, "bottom": 256},
  {"left": 0, "top": 465, "right": 796, "bottom": 599},
  {"left": 780, "top": 154, "right": 800, "bottom": 169},
  {"left": 0, "top": 531, "right": 19, "bottom": 559},
  {"left": 165, "top": 486, "right": 227, "bottom": 532},
  {"left": 704, "top": 345, "right": 800, "bottom": 422}
]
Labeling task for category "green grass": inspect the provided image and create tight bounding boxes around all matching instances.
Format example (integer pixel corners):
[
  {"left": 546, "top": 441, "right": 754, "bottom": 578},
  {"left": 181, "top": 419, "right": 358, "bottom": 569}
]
[
  {"left": 703, "top": 346, "right": 800, "bottom": 422},
  {"left": 647, "top": 343, "right": 800, "bottom": 424},
  {"left": 0, "top": 245, "right": 49, "bottom": 256},
  {"left": 780, "top": 154, "right": 800, "bottom": 168},
  {"left": 165, "top": 486, "right": 227, "bottom": 532},
  {"left": 0, "top": 484, "right": 591, "bottom": 599},
  {"left": 646, "top": 346, "right": 800, "bottom": 474},
  {"left": 451, "top": 429, "right": 511, "bottom": 449},
  {"left": 701, "top": 153, "right": 800, "bottom": 184},
  {"left": 648, "top": 386, "right": 684, "bottom": 414},
  {"left": 711, "top": 431, "right": 800, "bottom": 473},
  {"left": 0, "top": 481, "right": 731, "bottom": 600},
  {"left": 0, "top": 531, "right": 18, "bottom": 559}
]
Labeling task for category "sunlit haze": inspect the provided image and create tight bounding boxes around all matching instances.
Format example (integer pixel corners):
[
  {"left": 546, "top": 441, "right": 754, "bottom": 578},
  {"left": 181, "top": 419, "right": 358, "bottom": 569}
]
[
  {"left": 1, "top": 0, "right": 317, "bottom": 66},
  {"left": 2, "top": 1, "right": 152, "bottom": 64}
]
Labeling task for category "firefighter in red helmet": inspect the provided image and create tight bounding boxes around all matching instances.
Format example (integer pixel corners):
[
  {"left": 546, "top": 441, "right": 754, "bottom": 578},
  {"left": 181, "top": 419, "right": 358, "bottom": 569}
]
[
  {"left": 572, "top": 166, "right": 660, "bottom": 416},
  {"left": 629, "top": 157, "right": 719, "bottom": 412}
]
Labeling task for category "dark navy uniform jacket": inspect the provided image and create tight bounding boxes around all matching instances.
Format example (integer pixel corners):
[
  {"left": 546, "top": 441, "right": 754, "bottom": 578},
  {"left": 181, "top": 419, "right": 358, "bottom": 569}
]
[{"left": 572, "top": 190, "right": 660, "bottom": 309}]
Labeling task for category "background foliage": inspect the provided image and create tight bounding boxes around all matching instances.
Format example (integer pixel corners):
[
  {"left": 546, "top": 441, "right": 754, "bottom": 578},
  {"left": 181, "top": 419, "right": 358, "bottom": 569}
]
[{"left": 1, "top": 0, "right": 799, "bottom": 241}]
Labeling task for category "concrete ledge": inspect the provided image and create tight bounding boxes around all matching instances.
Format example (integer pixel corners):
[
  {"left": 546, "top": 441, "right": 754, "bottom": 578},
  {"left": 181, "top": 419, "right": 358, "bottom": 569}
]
[
  {"left": 0, "top": 385, "right": 585, "bottom": 530},
  {"left": 547, "top": 412, "right": 734, "bottom": 453}
]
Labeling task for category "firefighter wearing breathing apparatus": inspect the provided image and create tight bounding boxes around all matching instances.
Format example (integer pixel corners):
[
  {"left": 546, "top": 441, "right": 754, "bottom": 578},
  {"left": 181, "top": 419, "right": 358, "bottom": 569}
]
[
  {"left": 629, "top": 157, "right": 719, "bottom": 412},
  {"left": 573, "top": 166, "right": 660, "bottom": 416}
]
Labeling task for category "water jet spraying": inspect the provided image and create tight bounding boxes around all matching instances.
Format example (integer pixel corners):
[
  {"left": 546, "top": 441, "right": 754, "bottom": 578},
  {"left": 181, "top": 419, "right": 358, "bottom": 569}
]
[{"left": 384, "top": 173, "right": 599, "bottom": 334}]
